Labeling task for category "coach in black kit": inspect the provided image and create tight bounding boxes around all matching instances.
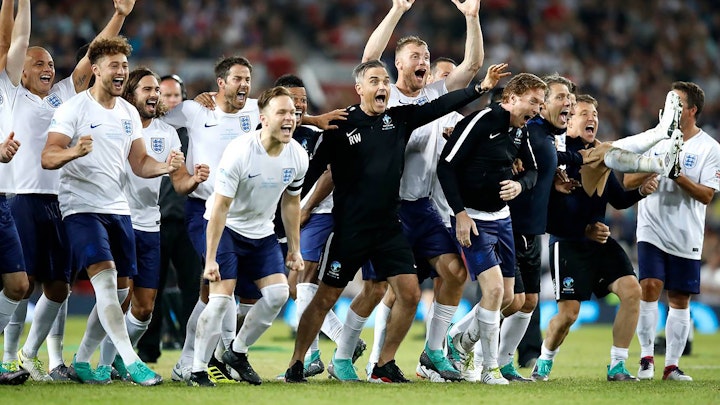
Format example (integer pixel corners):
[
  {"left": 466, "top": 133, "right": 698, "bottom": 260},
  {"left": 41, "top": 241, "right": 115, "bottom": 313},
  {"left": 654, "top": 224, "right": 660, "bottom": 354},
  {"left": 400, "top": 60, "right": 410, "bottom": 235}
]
[{"left": 285, "top": 60, "right": 489, "bottom": 383}]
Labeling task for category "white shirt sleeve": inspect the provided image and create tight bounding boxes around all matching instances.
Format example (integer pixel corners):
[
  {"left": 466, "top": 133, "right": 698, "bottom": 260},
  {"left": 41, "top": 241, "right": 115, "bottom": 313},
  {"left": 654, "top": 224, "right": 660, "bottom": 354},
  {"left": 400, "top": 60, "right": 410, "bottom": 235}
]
[
  {"left": 48, "top": 104, "right": 76, "bottom": 140},
  {"left": 700, "top": 143, "right": 720, "bottom": 191},
  {"left": 162, "top": 100, "right": 200, "bottom": 129}
]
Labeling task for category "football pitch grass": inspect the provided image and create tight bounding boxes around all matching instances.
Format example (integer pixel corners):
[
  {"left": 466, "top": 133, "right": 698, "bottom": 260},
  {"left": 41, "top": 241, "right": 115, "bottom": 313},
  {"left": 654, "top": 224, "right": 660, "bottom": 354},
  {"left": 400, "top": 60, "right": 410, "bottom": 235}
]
[{"left": 2, "top": 316, "right": 719, "bottom": 404}]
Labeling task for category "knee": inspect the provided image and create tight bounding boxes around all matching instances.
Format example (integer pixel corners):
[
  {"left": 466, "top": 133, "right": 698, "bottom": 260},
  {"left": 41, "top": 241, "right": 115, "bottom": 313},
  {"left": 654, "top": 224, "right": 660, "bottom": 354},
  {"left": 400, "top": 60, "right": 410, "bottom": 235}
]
[
  {"left": 522, "top": 294, "right": 539, "bottom": 312},
  {"left": 4, "top": 276, "right": 29, "bottom": 300},
  {"left": 132, "top": 301, "right": 155, "bottom": 320},
  {"left": 484, "top": 282, "right": 505, "bottom": 304},
  {"left": 556, "top": 307, "right": 579, "bottom": 327},
  {"left": 504, "top": 294, "right": 524, "bottom": 314},
  {"left": 264, "top": 284, "right": 290, "bottom": 310},
  {"left": 618, "top": 278, "right": 642, "bottom": 305},
  {"left": 396, "top": 284, "right": 421, "bottom": 308}
]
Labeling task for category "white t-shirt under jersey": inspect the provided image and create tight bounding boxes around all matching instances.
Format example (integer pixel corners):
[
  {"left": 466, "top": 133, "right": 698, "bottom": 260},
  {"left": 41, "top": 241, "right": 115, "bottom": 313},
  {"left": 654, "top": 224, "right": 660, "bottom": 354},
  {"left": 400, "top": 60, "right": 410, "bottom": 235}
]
[
  {"left": 125, "top": 119, "right": 182, "bottom": 232},
  {"left": 8, "top": 76, "right": 76, "bottom": 194},
  {"left": 637, "top": 130, "right": 720, "bottom": 260},
  {"left": 205, "top": 131, "right": 309, "bottom": 239},
  {"left": 162, "top": 99, "right": 260, "bottom": 201},
  {"left": 389, "top": 81, "right": 448, "bottom": 200},
  {"left": 49, "top": 91, "right": 143, "bottom": 218},
  {"left": 0, "top": 71, "right": 19, "bottom": 193}
]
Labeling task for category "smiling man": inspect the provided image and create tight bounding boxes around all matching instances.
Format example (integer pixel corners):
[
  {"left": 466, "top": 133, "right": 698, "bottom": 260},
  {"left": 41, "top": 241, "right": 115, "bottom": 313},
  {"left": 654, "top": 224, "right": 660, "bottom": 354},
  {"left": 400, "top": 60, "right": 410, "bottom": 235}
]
[
  {"left": 284, "top": 59, "right": 486, "bottom": 383},
  {"left": 189, "top": 86, "right": 309, "bottom": 387},
  {"left": 42, "top": 36, "right": 183, "bottom": 386},
  {"left": 161, "top": 56, "right": 262, "bottom": 384},
  {"left": 438, "top": 72, "right": 545, "bottom": 385}
]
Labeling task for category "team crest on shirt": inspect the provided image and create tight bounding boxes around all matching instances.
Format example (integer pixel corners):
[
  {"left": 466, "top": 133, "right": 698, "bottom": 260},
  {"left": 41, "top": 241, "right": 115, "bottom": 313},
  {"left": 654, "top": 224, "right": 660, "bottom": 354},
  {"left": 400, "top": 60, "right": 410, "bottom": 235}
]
[
  {"left": 0, "top": 94, "right": 3, "bottom": 105},
  {"left": 415, "top": 96, "right": 429, "bottom": 105},
  {"left": 151, "top": 137, "right": 165, "bottom": 154},
  {"left": 46, "top": 93, "right": 62, "bottom": 108},
  {"left": 240, "top": 115, "right": 251, "bottom": 132},
  {"left": 382, "top": 114, "right": 394, "bottom": 130},
  {"left": 683, "top": 153, "right": 698, "bottom": 169},
  {"left": 281, "top": 168, "right": 295, "bottom": 184},
  {"left": 561, "top": 277, "right": 574, "bottom": 294},
  {"left": 122, "top": 119, "right": 133, "bottom": 136}
]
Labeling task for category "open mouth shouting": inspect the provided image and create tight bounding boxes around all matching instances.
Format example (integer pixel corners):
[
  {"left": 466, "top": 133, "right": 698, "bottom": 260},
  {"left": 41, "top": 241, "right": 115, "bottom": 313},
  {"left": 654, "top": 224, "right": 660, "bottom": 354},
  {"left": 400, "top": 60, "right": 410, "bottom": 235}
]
[{"left": 112, "top": 77, "right": 125, "bottom": 91}]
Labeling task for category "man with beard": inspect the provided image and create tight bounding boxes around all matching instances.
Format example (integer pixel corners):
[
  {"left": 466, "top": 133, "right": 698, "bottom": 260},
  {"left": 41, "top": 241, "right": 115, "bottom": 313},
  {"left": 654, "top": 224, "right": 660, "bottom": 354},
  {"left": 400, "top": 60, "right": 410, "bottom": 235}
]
[{"left": 162, "top": 56, "right": 262, "bottom": 384}]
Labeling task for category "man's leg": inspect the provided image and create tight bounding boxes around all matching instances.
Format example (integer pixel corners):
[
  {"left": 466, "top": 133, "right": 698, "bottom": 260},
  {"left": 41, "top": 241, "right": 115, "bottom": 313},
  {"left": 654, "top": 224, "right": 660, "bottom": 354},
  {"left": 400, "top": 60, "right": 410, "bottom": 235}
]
[
  {"left": 532, "top": 299, "right": 580, "bottom": 381},
  {"left": 607, "top": 275, "right": 641, "bottom": 381}
]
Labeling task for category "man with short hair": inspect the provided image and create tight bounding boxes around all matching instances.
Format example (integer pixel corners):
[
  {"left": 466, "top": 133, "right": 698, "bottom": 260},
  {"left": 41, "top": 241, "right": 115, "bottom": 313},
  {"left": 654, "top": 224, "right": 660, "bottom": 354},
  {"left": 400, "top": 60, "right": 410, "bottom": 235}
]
[
  {"left": 189, "top": 86, "right": 309, "bottom": 387},
  {"left": 162, "top": 56, "right": 261, "bottom": 383},
  {"left": 626, "top": 82, "right": 720, "bottom": 381},
  {"left": 10, "top": 0, "right": 137, "bottom": 381},
  {"left": 95, "top": 67, "right": 209, "bottom": 379},
  {"left": 534, "top": 94, "right": 657, "bottom": 382},
  {"left": 42, "top": 35, "right": 179, "bottom": 386},
  {"left": 360, "top": 0, "right": 486, "bottom": 382},
  {"left": 284, "top": 59, "right": 487, "bottom": 384}
]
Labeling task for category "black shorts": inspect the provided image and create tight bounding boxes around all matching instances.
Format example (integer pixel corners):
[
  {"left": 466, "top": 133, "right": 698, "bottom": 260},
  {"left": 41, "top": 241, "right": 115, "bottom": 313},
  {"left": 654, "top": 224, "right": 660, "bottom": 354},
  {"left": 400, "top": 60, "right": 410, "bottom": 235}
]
[
  {"left": 320, "top": 225, "right": 416, "bottom": 288},
  {"left": 513, "top": 233, "right": 542, "bottom": 295},
  {"left": 549, "top": 237, "right": 635, "bottom": 301}
]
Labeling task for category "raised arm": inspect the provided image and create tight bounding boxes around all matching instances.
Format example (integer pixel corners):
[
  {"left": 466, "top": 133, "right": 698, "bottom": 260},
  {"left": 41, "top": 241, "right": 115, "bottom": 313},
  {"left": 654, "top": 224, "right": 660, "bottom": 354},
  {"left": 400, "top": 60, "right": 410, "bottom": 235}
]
[
  {"left": 361, "top": 0, "right": 415, "bottom": 62},
  {"left": 0, "top": 0, "right": 14, "bottom": 71},
  {"left": 444, "top": 0, "right": 484, "bottom": 91},
  {"left": 72, "top": 0, "right": 136, "bottom": 92},
  {"left": 5, "top": 0, "right": 30, "bottom": 85}
]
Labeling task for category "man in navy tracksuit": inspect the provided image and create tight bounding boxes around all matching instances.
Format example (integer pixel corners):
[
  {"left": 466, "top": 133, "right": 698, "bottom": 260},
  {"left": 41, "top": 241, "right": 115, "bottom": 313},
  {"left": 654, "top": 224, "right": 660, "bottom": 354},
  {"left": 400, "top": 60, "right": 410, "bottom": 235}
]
[{"left": 533, "top": 94, "right": 654, "bottom": 382}]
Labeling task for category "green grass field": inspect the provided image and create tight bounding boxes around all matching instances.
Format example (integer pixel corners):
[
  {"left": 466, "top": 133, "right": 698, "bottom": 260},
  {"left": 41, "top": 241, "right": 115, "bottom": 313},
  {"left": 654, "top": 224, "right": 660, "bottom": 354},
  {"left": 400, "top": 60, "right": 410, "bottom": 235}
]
[{"left": 2, "top": 316, "right": 719, "bottom": 404}]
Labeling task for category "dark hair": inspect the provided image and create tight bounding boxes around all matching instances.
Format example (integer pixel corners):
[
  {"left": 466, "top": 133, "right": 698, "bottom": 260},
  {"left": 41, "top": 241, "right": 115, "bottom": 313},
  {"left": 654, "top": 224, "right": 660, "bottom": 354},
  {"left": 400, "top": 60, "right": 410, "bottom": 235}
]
[
  {"left": 123, "top": 67, "right": 168, "bottom": 117},
  {"left": 214, "top": 56, "right": 252, "bottom": 80},
  {"left": 541, "top": 73, "right": 576, "bottom": 101},
  {"left": 352, "top": 60, "right": 387, "bottom": 84},
  {"left": 88, "top": 36, "right": 132, "bottom": 65},
  {"left": 575, "top": 94, "right": 598, "bottom": 108},
  {"left": 258, "top": 86, "right": 293, "bottom": 112},
  {"left": 672, "top": 81, "right": 705, "bottom": 120},
  {"left": 274, "top": 74, "right": 305, "bottom": 88},
  {"left": 161, "top": 74, "right": 187, "bottom": 100},
  {"left": 489, "top": 87, "right": 504, "bottom": 105},
  {"left": 430, "top": 57, "right": 457, "bottom": 75}
]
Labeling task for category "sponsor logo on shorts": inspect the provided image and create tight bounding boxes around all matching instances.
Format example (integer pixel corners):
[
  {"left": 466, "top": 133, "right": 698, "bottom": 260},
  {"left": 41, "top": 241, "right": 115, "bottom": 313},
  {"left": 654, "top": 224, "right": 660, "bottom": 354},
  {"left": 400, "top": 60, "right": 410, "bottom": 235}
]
[
  {"left": 327, "top": 261, "right": 342, "bottom": 279},
  {"left": 562, "top": 277, "right": 575, "bottom": 294}
]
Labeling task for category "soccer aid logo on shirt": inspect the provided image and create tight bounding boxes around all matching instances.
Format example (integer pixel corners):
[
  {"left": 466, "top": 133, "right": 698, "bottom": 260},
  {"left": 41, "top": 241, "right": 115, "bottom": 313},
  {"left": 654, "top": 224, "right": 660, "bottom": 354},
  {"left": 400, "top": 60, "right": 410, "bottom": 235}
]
[
  {"left": 151, "top": 137, "right": 165, "bottom": 154},
  {"left": 382, "top": 114, "right": 395, "bottom": 130},
  {"left": 562, "top": 277, "right": 575, "bottom": 294},
  {"left": 683, "top": 153, "right": 698, "bottom": 169},
  {"left": 46, "top": 93, "right": 62, "bottom": 108},
  {"left": 240, "top": 115, "right": 251, "bottom": 132},
  {"left": 282, "top": 168, "right": 295, "bottom": 184},
  {"left": 122, "top": 120, "right": 133, "bottom": 136}
]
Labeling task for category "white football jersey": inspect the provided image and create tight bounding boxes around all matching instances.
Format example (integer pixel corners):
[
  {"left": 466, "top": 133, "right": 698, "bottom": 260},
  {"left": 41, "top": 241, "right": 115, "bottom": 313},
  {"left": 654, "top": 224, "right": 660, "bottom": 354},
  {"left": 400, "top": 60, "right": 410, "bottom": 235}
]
[
  {"left": 162, "top": 99, "right": 260, "bottom": 200},
  {"left": 637, "top": 130, "right": 720, "bottom": 260},
  {"left": 8, "top": 76, "right": 76, "bottom": 194},
  {"left": 125, "top": 119, "right": 182, "bottom": 232},
  {"left": 0, "top": 71, "right": 19, "bottom": 192},
  {"left": 430, "top": 111, "right": 465, "bottom": 228},
  {"left": 205, "top": 131, "right": 309, "bottom": 239},
  {"left": 390, "top": 81, "right": 448, "bottom": 200},
  {"left": 48, "top": 91, "right": 143, "bottom": 218}
]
